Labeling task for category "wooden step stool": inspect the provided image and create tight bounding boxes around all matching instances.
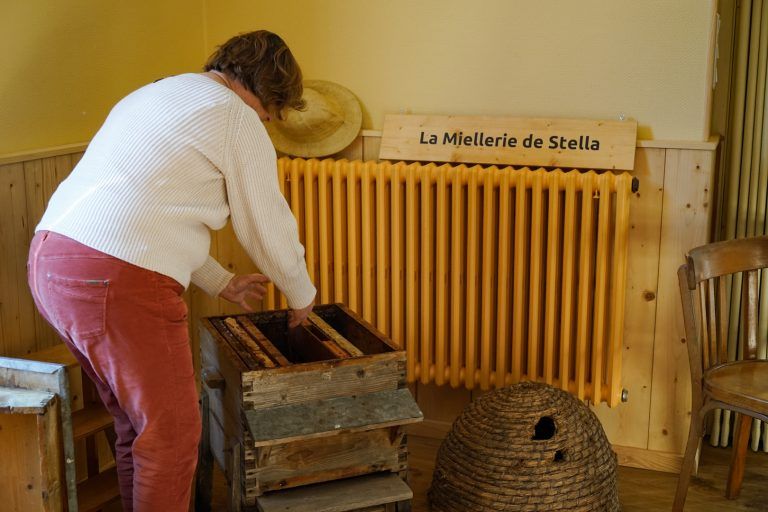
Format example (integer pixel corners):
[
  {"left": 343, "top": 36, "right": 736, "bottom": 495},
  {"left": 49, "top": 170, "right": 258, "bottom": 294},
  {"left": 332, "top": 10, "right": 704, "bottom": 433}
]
[
  {"left": 2, "top": 344, "right": 120, "bottom": 511},
  {"left": 196, "top": 304, "right": 422, "bottom": 512}
]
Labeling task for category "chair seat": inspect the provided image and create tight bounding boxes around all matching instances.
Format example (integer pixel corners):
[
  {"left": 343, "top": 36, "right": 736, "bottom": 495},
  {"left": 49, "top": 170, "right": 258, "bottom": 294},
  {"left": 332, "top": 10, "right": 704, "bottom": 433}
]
[{"left": 704, "top": 360, "right": 768, "bottom": 416}]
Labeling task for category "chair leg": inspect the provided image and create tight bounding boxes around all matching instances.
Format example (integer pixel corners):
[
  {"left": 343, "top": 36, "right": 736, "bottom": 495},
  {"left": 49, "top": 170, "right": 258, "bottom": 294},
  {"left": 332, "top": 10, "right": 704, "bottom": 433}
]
[
  {"left": 673, "top": 413, "right": 703, "bottom": 511},
  {"left": 725, "top": 413, "right": 752, "bottom": 499}
]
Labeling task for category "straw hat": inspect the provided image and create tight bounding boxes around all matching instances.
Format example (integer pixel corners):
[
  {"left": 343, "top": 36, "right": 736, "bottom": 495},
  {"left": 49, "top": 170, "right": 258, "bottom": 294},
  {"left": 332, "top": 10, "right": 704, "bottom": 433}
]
[{"left": 265, "top": 80, "right": 362, "bottom": 158}]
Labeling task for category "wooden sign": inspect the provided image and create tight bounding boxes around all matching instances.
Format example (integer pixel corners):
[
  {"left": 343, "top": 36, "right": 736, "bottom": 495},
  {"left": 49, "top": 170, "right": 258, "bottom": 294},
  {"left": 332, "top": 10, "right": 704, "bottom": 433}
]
[{"left": 379, "top": 114, "right": 637, "bottom": 170}]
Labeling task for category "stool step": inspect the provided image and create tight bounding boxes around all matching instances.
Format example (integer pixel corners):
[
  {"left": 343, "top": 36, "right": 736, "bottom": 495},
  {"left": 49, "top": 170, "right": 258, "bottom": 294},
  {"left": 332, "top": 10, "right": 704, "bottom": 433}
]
[
  {"left": 22, "top": 343, "right": 78, "bottom": 368},
  {"left": 256, "top": 473, "right": 411, "bottom": 512},
  {"left": 73, "top": 405, "right": 114, "bottom": 440},
  {"left": 77, "top": 466, "right": 120, "bottom": 512}
]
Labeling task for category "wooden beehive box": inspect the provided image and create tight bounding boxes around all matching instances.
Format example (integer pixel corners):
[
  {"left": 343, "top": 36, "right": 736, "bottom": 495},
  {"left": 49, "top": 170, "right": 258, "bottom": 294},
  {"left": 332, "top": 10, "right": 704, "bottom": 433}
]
[{"left": 199, "top": 303, "right": 422, "bottom": 509}]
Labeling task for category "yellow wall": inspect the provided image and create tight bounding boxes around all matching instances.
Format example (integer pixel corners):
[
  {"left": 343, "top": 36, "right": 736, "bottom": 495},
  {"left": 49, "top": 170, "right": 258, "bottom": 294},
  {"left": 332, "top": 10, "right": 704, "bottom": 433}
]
[
  {"left": 1, "top": 0, "right": 717, "bottom": 155},
  {"left": 204, "top": 0, "right": 717, "bottom": 141},
  {"left": 0, "top": 0, "right": 205, "bottom": 154}
]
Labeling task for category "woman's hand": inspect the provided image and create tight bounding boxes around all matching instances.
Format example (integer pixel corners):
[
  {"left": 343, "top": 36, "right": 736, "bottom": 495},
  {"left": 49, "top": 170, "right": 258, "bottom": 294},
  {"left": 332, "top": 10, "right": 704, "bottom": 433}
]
[
  {"left": 219, "top": 274, "right": 270, "bottom": 312},
  {"left": 288, "top": 299, "right": 315, "bottom": 328}
]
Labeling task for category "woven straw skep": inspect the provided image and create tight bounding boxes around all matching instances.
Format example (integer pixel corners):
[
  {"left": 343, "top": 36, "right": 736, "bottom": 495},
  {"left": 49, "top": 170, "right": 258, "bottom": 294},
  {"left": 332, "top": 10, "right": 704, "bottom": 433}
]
[{"left": 428, "top": 382, "right": 620, "bottom": 511}]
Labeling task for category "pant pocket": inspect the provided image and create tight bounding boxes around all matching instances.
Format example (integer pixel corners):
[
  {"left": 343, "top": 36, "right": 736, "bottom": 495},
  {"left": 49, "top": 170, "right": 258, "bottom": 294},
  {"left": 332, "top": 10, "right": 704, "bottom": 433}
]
[{"left": 46, "top": 274, "right": 109, "bottom": 338}]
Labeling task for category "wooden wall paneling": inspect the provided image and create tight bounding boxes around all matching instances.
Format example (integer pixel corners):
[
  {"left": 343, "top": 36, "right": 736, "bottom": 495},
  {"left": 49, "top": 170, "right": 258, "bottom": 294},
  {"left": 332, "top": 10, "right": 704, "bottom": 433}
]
[
  {"left": 334, "top": 134, "right": 364, "bottom": 161},
  {"left": 10, "top": 161, "right": 34, "bottom": 355},
  {"left": 53, "top": 154, "right": 75, "bottom": 190},
  {"left": 648, "top": 148, "right": 715, "bottom": 455},
  {"left": 23, "top": 158, "right": 51, "bottom": 353},
  {"left": 23, "top": 158, "right": 59, "bottom": 351},
  {"left": 0, "top": 137, "right": 720, "bottom": 474},
  {"left": 0, "top": 162, "right": 35, "bottom": 357},
  {"left": 70, "top": 151, "right": 85, "bottom": 167},
  {"left": 408, "top": 383, "right": 470, "bottom": 439},
  {"left": 362, "top": 133, "right": 382, "bottom": 162},
  {"left": 215, "top": 221, "right": 260, "bottom": 316},
  {"left": 592, "top": 147, "right": 666, "bottom": 451},
  {"left": 188, "top": 229, "right": 224, "bottom": 379},
  {"left": 22, "top": 159, "right": 45, "bottom": 242}
]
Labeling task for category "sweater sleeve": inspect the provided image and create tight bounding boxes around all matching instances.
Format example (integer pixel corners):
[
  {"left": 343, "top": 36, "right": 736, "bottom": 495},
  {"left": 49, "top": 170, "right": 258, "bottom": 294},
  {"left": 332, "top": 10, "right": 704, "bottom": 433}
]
[
  {"left": 190, "top": 255, "right": 234, "bottom": 297},
  {"left": 222, "top": 109, "right": 316, "bottom": 309}
]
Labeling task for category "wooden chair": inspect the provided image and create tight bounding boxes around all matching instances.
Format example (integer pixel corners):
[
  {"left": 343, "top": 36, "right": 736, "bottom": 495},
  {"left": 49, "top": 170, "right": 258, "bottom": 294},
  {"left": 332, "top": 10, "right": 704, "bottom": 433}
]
[{"left": 673, "top": 236, "right": 768, "bottom": 511}]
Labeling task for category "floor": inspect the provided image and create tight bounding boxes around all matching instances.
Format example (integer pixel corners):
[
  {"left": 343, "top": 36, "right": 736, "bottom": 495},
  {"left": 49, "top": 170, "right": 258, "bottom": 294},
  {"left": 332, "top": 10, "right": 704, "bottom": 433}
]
[{"left": 209, "top": 435, "right": 768, "bottom": 511}]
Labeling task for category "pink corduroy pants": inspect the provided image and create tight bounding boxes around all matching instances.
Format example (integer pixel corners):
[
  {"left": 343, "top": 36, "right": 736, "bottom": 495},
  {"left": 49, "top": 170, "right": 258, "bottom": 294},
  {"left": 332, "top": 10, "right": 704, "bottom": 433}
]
[{"left": 28, "top": 231, "right": 201, "bottom": 512}]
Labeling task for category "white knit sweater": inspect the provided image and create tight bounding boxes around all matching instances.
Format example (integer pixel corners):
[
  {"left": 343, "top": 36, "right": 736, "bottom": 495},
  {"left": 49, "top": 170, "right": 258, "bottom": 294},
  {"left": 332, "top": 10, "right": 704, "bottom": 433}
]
[{"left": 37, "top": 73, "right": 316, "bottom": 309}]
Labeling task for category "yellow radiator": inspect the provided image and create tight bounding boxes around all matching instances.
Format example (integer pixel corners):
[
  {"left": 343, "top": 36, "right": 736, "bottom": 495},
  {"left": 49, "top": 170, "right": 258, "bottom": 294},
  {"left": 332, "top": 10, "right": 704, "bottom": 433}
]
[{"left": 265, "top": 158, "right": 633, "bottom": 406}]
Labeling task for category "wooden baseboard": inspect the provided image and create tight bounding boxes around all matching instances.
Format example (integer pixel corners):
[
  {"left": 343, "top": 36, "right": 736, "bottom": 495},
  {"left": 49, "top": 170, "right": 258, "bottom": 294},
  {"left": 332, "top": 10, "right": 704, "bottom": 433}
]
[
  {"left": 612, "top": 445, "right": 682, "bottom": 473},
  {"left": 406, "top": 420, "right": 682, "bottom": 474}
]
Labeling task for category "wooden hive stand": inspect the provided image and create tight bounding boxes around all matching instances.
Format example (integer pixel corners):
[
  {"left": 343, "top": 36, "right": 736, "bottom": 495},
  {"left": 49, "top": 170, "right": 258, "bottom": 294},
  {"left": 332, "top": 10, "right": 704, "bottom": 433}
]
[{"left": 196, "top": 304, "right": 422, "bottom": 512}]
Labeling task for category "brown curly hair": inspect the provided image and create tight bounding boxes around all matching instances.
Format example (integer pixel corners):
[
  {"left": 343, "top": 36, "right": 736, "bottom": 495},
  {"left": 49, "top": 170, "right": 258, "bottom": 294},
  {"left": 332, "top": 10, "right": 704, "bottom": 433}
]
[{"left": 204, "top": 31, "right": 305, "bottom": 117}]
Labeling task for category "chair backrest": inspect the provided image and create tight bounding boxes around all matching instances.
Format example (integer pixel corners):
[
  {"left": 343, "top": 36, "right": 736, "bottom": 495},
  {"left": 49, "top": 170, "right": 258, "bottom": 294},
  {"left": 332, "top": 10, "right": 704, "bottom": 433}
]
[{"left": 678, "top": 236, "right": 768, "bottom": 384}]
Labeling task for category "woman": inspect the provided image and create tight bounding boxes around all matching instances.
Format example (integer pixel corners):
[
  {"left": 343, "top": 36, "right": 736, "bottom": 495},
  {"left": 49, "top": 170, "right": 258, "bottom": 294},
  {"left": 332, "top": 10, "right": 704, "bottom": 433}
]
[{"left": 27, "top": 30, "right": 315, "bottom": 511}]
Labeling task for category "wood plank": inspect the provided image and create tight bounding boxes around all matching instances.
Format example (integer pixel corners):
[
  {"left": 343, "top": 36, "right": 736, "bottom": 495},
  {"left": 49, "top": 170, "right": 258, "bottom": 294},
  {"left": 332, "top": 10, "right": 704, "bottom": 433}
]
[
  {"left": 612, "top": 444, "right": 682, "bottom": 473},
  {"left": 315, "top": 303, "right": 401, "bottom": 353},
  {"left": 72, "top": 405, "right": 114, "bottom": 440},
  {"left": 380, "top": 114, "right": 637, "bottom": 170},
  {"left": 224, "top": 317, "right": 277, "bottom": 368},
  {"left": 77, "top": 466, "right": 120, "bottom": 512},
  {"left": 0, "top": 162, "right": 34, "bottom": 358},
  {"left": 215, "top": 219, "right": 261, "bottom": 316},
  {"left": 0, "top": 386, "right": 55, "bottom": 414},
  {"left": 308, "top": 312, "right": 364, "bottom": 357},
  {"left": 23, "top": 343, "right": 77, "bottom": 367},
  {"left": 591, "top": 147, "right": 666, "bottom": 449},
  {"left": 0, "top": 401, "right": 59, "bottom": 511},
  {"left": 200, "top": 323, "right": 246, "bottom": 442},
  {"left": 0, "top": 356, "right": 64, "bottom": 391},
  {"left": 245, "top": 428, "right": 406, "bottom": 495},
  {"left": 37, "top": 395, "right": 63, "bottom": 511},
  {"left": 362, "top": 135, "right": 382, "bottom": 162},
  {"left": 22, "top": 158, "right": 59, "bottom": 352},
  {"left": 368, "top": 130, "right": 720, "bottom": 152},
  {"left": 52, "top": 153, "right": 75, "bottom": 191},
  {"left": 0, "top": 355, "right": 78, "bottom": 510},
  {"left": 649, "top": 148, "right": 716, "bottom": 455},
  {"left": 415, "top": 384, "right": 471, "bottom": 436},
  {"left": 0, "top": 142, "right": 88, "bottom": 166},
  {"left": 238, "top": 316, "right": 291, "bottom": 366},
  {"left": 20, "top": 343, "right": 85, "bottom": 411},
  {"left": 256, "top": 473, "right": 412, "bottom": 512},
  {"left": 404, "top": 418, "right": 452, "bottom": 440},
  {"left": 189, "top": 273, "right": 224, "bottom": 378},
  {"left": 636, "top": 136, "right": 720, "bottom": 150},
  {"left": 208, "top": 412, "right": 230, "bottom": 486},
  {"left": 334, "top": 134, "right": 364, "bottom": 161},
  {"left": 210, "top": 317, "right": 261, "bottom": 370},
  {"left": 241, "top": 353, "right": 405, "bottom": 410},
  {"left": 244, "top": 388, "right": 422, "bottom": 446}
]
